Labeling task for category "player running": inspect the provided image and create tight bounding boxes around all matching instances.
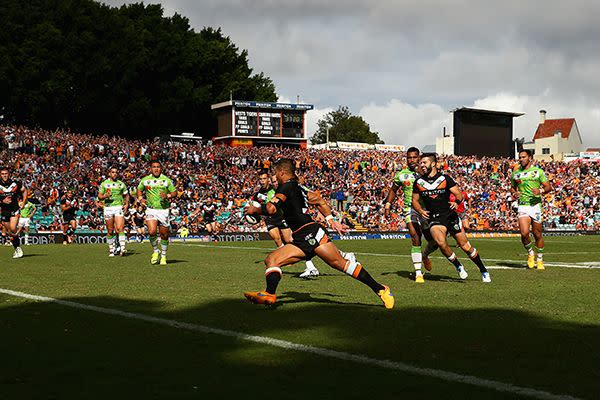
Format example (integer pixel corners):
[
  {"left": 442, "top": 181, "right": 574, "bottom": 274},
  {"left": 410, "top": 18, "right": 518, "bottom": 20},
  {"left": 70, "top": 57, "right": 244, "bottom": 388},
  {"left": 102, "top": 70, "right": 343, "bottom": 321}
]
[
  {"left": 412, "top": 153, "right": 491, "bottom": 283},
  {"left": 130, "top": 204, "right": 146, "bottom": 243},
  {"left": 17, "top": 200, "right": 37, "bottom": 245},
  {"left": 0, "top": 167, "right": 28, "bottom": 258},
  {"left": 511, "top": 150, "right": 552, "bottom": 269},
  {"left": 137, "top": 161, "right": 176, "bottom": 265},
  {"left": 98, "top": 167, "right": 130, "bottom": 256},
  {"left": 384, "top": 147, "right": 432, "bottom": 283},
  {"left": 244, "top": 158, "right": 394, "bottom": 309},
  {"left": 60, "top": 190, "right": 78, "bottom": 245}
]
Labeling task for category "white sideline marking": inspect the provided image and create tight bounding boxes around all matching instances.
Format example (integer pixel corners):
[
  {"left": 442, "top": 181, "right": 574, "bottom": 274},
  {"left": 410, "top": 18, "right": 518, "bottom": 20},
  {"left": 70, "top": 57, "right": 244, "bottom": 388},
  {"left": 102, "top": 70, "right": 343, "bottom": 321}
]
[
  {"left": 179, "top": 243, "right": 600, "bottom": 269},
  {"left": 0, "top": 288, "right": 580, "bottom": 400}
]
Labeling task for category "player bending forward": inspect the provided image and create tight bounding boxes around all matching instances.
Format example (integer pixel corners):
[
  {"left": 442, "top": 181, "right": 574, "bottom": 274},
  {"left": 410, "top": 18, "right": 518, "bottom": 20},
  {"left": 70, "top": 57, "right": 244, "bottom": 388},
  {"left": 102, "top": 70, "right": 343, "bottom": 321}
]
[{"left": 244, "top": 158, "right": 394, "bottom": 309}]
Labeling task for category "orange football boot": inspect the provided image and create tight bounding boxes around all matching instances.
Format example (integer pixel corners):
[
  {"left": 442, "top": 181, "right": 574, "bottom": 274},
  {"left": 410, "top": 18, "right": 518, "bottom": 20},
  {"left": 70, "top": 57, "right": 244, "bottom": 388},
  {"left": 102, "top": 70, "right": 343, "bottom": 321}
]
[{"left": 244, "top": 291, "right": 276, "bottom": 305}]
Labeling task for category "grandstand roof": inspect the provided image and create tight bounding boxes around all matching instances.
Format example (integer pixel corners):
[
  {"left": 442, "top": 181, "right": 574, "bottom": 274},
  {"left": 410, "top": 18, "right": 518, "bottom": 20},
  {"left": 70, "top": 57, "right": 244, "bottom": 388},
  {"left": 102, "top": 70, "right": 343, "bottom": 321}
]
[{"left": 533, "top": 118, "right": 575, "bottom": 140}]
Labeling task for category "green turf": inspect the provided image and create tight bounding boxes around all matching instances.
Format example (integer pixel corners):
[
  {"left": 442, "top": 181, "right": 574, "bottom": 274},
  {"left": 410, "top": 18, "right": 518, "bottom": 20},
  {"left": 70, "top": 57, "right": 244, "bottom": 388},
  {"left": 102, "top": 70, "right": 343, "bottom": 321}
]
[{"left": 1, "top": 236, "right": 599, "bottom": 399}]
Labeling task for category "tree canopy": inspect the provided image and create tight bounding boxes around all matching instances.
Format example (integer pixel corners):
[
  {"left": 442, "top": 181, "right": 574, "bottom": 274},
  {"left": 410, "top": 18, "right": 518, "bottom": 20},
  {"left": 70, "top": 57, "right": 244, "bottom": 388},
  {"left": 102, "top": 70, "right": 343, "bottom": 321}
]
[
  {"left": 0, "top": 0, "right": 277, "bottom": 138},
  {"left": 311, "top": 106, "right": 384, "bottom": 145}
]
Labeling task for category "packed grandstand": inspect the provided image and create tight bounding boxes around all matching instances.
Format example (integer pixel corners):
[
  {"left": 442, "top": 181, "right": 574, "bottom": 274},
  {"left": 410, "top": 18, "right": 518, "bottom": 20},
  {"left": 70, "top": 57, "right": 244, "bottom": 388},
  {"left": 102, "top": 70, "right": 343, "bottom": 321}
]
[{"left": 1, "top": 124, "right": 599, "bottom": 234}]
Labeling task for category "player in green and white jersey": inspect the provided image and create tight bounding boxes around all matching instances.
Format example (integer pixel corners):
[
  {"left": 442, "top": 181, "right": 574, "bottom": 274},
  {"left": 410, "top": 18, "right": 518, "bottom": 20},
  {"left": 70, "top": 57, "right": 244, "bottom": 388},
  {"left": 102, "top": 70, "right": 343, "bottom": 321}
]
[
  {"left": 17, "top": 200, "right": 36, "bottom": 245},
  {"left": 384, "top": 147, "right": 436, "bottom": 282},
  {"left": 98, "top": 167, "right": 130, "bottom": 257},
  {"left": 511, "top": 150, "right": 552, "bottom": 270},
  {"left": 137, "top": 161, "right": 176, "bottom": 265}
]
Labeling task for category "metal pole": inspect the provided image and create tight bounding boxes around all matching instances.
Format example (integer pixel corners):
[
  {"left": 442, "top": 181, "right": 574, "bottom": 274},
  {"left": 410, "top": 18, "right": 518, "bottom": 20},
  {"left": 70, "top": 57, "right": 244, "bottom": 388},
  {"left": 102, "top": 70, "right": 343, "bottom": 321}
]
[{"left": 326, "top": 127, "right": 329, "bottom": 149}]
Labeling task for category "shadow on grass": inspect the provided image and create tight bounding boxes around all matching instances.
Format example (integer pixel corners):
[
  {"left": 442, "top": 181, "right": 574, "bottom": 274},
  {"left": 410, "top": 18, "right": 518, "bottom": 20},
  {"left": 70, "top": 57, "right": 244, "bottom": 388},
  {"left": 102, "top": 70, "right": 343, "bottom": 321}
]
[
  {"left": 0, "top": 294, "right": 598, "bottom": 400},
  {"left": 382, "top": 270, "right": 463, "bottom": 283}
]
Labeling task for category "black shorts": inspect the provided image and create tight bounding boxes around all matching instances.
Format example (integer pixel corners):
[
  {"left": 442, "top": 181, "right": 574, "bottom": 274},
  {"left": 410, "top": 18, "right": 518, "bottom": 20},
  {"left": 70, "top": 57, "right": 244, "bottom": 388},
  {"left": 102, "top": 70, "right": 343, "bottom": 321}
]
[
  {"left": 423, "top": 212, "right": 463, "bottom": 236},
  {"left": 134, "top": 218, "right": 145, "bottom": 228},
  {"left": 63, "top": 212, "right": 76, "bottom": 223},
  {"left": 292, "top": 222, "right": 330, "bottom": 260},
  {"left": 1, "top": 205, "right": 20, "bottom": 222},
  {"left": 266, "top": 215, "right": 289, "bottom": 231}
]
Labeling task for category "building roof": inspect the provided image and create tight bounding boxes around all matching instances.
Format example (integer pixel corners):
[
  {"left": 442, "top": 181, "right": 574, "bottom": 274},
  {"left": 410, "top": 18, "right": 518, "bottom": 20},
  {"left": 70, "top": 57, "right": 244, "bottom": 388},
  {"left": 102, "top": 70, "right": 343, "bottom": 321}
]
[
  {"left": 585, "top": 147, "right": 600, "bottom": 152},
  {"left": 452, "top": 107, "right": 524, "bottom": 117},
  {"left": 533, "top": 118, "right": 575, "bottom": 140}
]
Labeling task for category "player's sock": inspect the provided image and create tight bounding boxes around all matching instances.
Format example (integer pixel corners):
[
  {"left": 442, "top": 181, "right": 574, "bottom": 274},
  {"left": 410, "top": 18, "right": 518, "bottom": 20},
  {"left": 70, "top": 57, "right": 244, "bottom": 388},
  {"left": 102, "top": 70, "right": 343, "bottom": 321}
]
[
  {"left": 160, "top": 239, "right": 168, "bottom": 256},
  {"left": 536, "top": 247, "right": 544, "bottom": 261},
  {"left": 119, "top": 232, "right": 126, "bottom": 252},
  {"left": 265, "top": 266, "right": 282, "bottom": 294},
  {"left": 305, "top": 259, "right": 317, "bottom": 271},
  {"left": 524, "top": 242, "right": 535, "bottom": 256},
  {"left": 62, "top": 233, "right": 68, "bottom": 243},
  {"left": 447, "top": 253, "right": 463, "bottom": 270},
  {"left": 24, "top": 233, "right": 29, "bottom": 245},
  {"left": 423, "top": 241, "right": 438, "bottom": 257},
  {"left": 336, "top": 260, "right": 384, "bottom": 292},
  {"left": 467, "top": 247, "right": 488, "bottom": 273},
  {"left": 411, "top": 246, "right": 422, "bottom": 274},
  {"left": 107, "top": 234, "right": 116, "bottom": 253},
  {"left": 149, "top": 235, "right": 159, "bottom": 252},
  {"left": 11, "top": 234, "right": 20, "bottom": 249}
]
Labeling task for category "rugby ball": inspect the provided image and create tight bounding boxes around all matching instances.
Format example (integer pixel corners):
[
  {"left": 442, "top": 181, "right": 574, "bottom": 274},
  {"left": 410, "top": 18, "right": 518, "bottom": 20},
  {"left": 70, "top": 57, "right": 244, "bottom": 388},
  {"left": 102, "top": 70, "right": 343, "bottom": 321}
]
[{"left": 245, "top": 201, "right": 261, "bottom": 225}]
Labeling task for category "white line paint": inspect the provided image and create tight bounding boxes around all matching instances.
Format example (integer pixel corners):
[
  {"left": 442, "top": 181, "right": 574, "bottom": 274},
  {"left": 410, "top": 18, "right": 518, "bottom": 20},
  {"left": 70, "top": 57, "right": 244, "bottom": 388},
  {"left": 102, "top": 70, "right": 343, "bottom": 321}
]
[
  {"left": 178, "top": 243, "right": 600, "bottom": 269},
  {"left": 0, "top": 288, "right": 581, "bottom": 400}
]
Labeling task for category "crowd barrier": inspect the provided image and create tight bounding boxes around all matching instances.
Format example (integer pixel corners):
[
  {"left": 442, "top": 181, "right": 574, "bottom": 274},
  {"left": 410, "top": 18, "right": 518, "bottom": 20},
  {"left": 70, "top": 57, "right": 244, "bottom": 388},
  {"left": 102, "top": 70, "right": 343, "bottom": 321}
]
[{"left": 23, "top": 229, "right": 599, "bottom": 245}]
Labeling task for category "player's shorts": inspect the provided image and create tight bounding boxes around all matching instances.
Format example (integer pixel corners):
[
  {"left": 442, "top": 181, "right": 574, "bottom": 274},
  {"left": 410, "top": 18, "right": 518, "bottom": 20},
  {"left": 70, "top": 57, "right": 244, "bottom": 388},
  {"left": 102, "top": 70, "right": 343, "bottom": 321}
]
[
  {"left": 134, "top": 218, "right": 145, "bottom": 228},
  {"left": 424, "top": 212, "right": 463, "bottom": 235},
  {"left": 103, "top": 206, "right": 124, "bottom": 220},
  {"left": 63, "top": 211, "right": 77, "bottom": 223},
  {"left": 404, "top": 207, "right": 423, "bottom": 225},
  {"left": 292, "top": 222, "right": 330, "bottom": 260},
  {"left": 18, "top": 217, "right": 31, "bottom": 228},
  {"left": 266, "top": 215, "right": 289, "bottom": 231},
  {"left": 1, "top": 205, "right": 20, "bottom": 222},
  {"left": 146, "top": 208, "right": 170, "bottom": 227},
  {"left": 518, "top": 204, "right": 543, "bottom": 223}
]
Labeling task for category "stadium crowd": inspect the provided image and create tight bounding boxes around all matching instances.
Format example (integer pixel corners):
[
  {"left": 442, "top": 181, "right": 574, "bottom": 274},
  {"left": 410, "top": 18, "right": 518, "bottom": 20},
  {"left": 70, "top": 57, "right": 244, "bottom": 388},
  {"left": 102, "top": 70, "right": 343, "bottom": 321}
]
[{"left": 1, "top": 124, "right": 599, "bottom": 233}]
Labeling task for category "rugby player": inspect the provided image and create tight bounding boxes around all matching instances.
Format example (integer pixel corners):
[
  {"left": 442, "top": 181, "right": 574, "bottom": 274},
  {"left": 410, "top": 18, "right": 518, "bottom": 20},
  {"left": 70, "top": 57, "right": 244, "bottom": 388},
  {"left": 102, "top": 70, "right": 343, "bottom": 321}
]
[
  {"left": 0, "top": 167, "right": 28, "bottom": 258},
  {"left": 253, "top": 170, "right": 321, "bottom": 278},
  {"left": 98, "top": 167, "right": 130, "bottom": 256},
  {"left": 244, "top": 158, "right": 394, "bottom": 308},
  {"left": 412, "top": 153, "right": 491, "bottom": 283},
  {"left": 137, "top": 161, "right": 176, "bottom": 265},
  {"left": 511, "top": 150, "right": 552, "bottom": 269},
  {"left": 384, "top": 147, "right": 434, "bottom": 282},
  {"left": 60, "top": 189, "right": 78, "bottom": 245},
  {"left": 130, "top": 204, "right": 146, "bottom": 242},
  {"left": 17, "top": 200, "right": 36, "bottom": 245}
]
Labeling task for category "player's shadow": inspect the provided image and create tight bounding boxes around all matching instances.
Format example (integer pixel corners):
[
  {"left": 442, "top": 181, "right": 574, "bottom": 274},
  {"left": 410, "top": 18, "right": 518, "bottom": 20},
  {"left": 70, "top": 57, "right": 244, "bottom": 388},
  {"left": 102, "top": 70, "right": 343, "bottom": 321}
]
[
  {"left": 494, "top": 261, "right": 527, "bottom": 269},
  {"left": 276, "top": 291, "right": 375, "bottom": 308},
  {"left": 166, "top": 259, "right": 186, "bottom": 264},
  {"left": 19, "top": 254, "right": 44, "bottom": 258},
  {"left": 383, "top": 270, "right": 464, "bottom": 282}
]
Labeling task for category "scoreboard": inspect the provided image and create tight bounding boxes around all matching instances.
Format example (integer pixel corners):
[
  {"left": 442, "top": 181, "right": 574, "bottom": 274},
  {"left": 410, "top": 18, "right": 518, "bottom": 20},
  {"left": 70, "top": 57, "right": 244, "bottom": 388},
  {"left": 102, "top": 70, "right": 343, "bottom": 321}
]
[{"left": 212, "top": 100, "right": 313, "bottom": 147}]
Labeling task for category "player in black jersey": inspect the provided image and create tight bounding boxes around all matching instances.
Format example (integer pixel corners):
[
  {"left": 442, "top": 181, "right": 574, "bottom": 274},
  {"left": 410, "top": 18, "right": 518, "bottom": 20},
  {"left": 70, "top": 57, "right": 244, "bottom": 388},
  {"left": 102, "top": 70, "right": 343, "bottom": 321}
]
[
  {"left": 253, "top": 171, "right": 292, "bottom": 247},
  {"left": 130, "top": 204, "right": 146, "bottom": 242},
  {"left": 0, "top": 167, "right": 28, "bottom": 258},
  {"left": 60, "top": 189, "right": 78, "bottom": 245},
  {"left": 412, "top": 153, "right": 491, "bottom": 283},
  {"left": 243, "top": 158, "right": 394, "bottom": 308}
]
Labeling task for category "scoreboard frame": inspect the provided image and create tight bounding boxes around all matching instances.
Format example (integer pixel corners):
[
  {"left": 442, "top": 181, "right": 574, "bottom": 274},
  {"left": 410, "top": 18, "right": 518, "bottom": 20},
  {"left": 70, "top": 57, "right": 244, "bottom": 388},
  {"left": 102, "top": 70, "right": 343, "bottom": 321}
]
[{"left": 211, "top": 100, "right": 314, "bottom": 147}]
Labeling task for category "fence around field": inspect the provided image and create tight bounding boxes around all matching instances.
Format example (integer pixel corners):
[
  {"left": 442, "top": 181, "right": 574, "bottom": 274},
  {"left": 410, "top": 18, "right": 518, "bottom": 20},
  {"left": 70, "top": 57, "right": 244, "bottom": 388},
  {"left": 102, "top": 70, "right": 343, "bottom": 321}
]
[{"left": 19, "top": 229, "right": 600, "bottom": 245}]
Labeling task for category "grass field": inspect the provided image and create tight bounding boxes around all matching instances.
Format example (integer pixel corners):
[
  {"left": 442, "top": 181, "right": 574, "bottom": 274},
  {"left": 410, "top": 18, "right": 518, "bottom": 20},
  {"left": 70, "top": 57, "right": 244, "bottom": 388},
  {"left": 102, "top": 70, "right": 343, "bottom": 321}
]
[{"left": 1, "top": 236, "right": 599, "bottom": 399}]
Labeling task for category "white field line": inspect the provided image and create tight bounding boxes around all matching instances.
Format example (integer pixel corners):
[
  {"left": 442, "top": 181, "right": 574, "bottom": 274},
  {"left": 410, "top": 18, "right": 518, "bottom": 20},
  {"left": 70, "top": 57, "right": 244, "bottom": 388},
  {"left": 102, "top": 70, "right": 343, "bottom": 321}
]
[
  {"left": 0, "top": 288, "right": 581, "bottom": 400},
  {"left": 177, "top": 243, "right": 600, "bottom": 269}
]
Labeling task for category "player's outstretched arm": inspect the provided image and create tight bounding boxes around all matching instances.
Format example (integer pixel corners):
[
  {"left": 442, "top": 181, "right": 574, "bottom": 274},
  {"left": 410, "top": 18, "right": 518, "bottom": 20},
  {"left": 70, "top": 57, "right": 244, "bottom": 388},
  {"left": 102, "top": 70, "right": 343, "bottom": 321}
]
[{"left": 307, "top": 190, "right": 348, "bottom": 234}]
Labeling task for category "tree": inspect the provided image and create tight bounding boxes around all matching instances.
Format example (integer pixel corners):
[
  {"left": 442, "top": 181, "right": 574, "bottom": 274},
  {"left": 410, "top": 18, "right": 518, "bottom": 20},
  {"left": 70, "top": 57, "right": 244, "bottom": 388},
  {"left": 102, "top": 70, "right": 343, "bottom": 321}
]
[
  {"left": 0, "top": 0, "right": 277, "bottom": 138},
  {"left": 311, "top": 106, "right": 384, "bottom": 145}
]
